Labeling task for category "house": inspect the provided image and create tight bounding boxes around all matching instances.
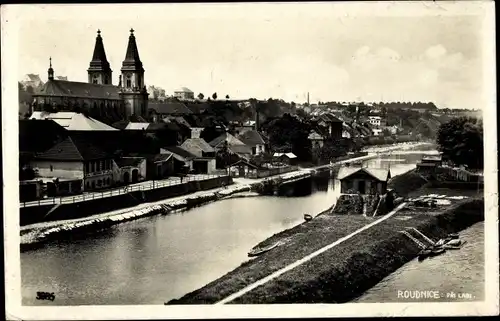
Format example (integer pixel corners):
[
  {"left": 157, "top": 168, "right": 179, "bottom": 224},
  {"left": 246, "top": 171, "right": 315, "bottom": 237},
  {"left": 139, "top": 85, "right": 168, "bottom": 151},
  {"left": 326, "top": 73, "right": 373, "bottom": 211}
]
[
  {"left": 161, "top": 146, "right": 196, "bottom": 174},
  {"left": 113, "top": 157, "right": 147, "bottom": 184},
  {"left": 30, "top": 135, "right": 114, "bottom": 194},
  {"left": 174, "top": 87, "right": 195, "bottom": 100},
  {"left": 416, "top": 155, "right": 443, "bottom": 177},
  {"left": 180, "top": 138, "right": 217, "bottom": 174},
  {"left": 228, "top": 159, "right": 260, "bottom": 178},
  {"left": 308, "top": 130, "right": 324, "bottom": 149},
  {"left": 317, "top": 113, "right": 343, "bottom": 139},
  {"left": 30, "top": 111, "right": 118, "bottom": 131},
  {"left": 208, "top": 132, "right": 253, "bottom": 160},
  {"left": 368, "top": 115, "right": 382, "bottom": 127},
  {"left": 336, "top": 166, "right": 391, "bottom": 195},
  {"left": 236, "top": 130, "right": 267, "bottom": 156},
  {"left": 272, "top": 152, "right": 298, "bottom": 165},
  {"left": 149, "top": 153, "right": 175, "bottom": 179}
]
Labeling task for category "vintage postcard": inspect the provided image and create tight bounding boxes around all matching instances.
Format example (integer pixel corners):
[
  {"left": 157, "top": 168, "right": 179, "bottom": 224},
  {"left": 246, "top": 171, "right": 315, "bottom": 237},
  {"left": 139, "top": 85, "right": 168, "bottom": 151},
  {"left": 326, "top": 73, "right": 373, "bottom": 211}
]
[{"left": 2, "top": 1, "right": 498, "bottom": 320}]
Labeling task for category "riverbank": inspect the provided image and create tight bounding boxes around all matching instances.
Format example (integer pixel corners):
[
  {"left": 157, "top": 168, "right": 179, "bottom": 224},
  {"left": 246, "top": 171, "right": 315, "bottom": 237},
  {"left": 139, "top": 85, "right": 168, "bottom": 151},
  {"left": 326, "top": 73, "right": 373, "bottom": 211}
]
[
  {"left": 20, "top": 142, "right": 434, "bottom": 249},
  {"left": 169, "top": 194, "right": 484, "bottom": 304}
]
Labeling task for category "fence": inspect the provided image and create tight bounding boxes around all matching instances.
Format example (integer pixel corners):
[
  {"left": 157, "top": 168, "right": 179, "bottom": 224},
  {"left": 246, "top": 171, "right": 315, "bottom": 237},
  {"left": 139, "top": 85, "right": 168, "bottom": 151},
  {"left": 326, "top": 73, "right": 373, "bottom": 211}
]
[
  {"left": 21, "top": 174, "right": 229, "bottom": 208},
  {"left": 246, "top": 165, "right": 299, "bottom": 179},
  {"left": 436, "top": 166, "right": 483, "bottom": 183}
]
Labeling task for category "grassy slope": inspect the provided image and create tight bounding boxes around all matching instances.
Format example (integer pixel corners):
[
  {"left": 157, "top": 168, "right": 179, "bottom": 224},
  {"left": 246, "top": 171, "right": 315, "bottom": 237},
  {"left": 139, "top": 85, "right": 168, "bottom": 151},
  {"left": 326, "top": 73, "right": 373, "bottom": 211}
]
[{"left": 171, "top": 197, "right": 483, "bottom": 304}]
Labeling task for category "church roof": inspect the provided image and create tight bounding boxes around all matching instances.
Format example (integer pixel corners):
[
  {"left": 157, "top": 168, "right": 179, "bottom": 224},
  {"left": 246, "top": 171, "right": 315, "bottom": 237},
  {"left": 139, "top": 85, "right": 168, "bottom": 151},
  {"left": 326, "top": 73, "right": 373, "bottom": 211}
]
[
  {"left": 121, "top": 29, "right": 144, "bottom": 72},
  {"left": 88, "top": 30, "right": 112, "bottom": 73},
  {"left": 34, "top": 79, "right": 121, "bottom": 100},
  {"left": 30, "top": 111, "right": 118, "bottom": 131},
  {"left": 35, "top": 136, "right": 109, "bottom": 161}
]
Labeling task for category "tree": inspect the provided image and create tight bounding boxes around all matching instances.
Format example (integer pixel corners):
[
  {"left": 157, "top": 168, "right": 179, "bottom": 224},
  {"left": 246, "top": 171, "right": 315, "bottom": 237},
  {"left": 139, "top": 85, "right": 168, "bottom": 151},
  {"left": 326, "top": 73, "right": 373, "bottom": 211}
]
[
  {"left": 212, "top": 92, "right": 218, "bottom": 100},
  {"left": 225, "top": 94, "right": 230, "bottom": 100},
  {"left": 436, "top": 116, "right": 483, "bottom": 169},
  {"left": 198, "top": 93, "right": 204, "bottom": 100}
]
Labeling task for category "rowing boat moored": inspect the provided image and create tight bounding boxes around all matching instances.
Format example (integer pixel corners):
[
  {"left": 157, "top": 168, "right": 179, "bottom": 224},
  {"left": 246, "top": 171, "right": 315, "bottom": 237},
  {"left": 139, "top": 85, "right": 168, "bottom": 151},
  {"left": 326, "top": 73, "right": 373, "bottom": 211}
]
[{"left": 248, "top": 242, "right": 281, "bottom": 257}]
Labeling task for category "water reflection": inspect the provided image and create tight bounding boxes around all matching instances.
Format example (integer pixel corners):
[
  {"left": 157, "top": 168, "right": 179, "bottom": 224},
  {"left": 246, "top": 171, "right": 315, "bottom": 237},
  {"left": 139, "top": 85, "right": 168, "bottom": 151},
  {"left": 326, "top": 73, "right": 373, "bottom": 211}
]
[{"left": 21, "top": 151, "right": 437, "bottom": 305}]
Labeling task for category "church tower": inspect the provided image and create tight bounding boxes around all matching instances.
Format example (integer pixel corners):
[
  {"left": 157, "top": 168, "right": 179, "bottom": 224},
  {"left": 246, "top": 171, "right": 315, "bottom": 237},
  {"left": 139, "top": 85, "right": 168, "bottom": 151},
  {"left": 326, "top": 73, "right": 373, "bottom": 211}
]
[
  {"left": 119, "top": 28, "right": 149, "bottom": 118},
  {"left": 87, "top": 30, "right": 112, "bottom": 85}
]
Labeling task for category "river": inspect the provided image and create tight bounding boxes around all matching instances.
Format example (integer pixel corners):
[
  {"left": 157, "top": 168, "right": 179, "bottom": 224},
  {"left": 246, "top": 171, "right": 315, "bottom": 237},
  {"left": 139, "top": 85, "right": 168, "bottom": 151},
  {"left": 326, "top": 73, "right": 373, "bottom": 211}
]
[
  {"left": 21, "top": 149, "right": 466, "bottom": 305},
  {"left": 355, "top": 222, "right": 484, "bottom": 302}
]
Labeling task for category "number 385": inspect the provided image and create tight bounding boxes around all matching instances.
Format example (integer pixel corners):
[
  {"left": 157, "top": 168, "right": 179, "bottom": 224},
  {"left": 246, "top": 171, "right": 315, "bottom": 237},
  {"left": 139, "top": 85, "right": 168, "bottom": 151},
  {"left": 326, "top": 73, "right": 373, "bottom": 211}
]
[{"left": 36, "top": 292, "right": 55, "bottom": 301}]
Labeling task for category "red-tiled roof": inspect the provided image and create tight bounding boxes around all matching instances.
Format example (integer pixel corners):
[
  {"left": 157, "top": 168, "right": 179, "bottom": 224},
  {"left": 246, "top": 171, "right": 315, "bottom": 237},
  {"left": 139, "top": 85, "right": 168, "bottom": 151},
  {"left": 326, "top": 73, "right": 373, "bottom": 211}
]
[
  {"left": 34, "top": 80, "right": 121, "bottom": 100},
  {"left": 35, "top": 136, "right": 109, "bottom": 161}
]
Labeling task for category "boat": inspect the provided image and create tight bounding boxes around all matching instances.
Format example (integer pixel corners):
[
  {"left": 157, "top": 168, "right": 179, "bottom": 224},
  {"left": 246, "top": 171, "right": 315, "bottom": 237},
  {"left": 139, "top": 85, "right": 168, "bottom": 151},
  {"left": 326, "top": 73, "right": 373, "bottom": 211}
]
[
  {"left": 418, "top": 249, "right": 432, "bottom": 261},
  {"left": 429, "top": 247, "right": 446, "bottom": 257},
  {"left": 445, "top": 239, "right": 462, "bottom": 247},
  {"left": 248, "top": 242, "right": 281, "bottom": 257},
  {"left": 444, "top": 240, "right": 467, "bottom": 250},
  {"left": 304, "top": 214, "right": 313, "bottom": 221}
]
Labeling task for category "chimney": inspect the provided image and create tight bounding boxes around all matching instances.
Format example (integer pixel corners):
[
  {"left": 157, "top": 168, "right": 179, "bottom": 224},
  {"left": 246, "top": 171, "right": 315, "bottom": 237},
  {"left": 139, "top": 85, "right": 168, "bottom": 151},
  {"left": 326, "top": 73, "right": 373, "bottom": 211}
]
[
  {"left": 253, "top": 100, "right": 260, "bottom": 131},
  {"left": 307, "top": 92, "right": 310, "bottom": 105},
  {"left": 191, "top": 127, "right": 202, "bottom": 139}
]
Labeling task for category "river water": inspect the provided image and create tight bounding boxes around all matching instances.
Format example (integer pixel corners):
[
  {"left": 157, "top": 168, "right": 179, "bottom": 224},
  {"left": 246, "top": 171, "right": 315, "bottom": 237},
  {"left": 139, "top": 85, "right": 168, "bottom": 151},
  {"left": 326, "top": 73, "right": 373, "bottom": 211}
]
[
  {"left": 22, "top": 149, "right": 479, "bottom": 305},
  {"left": 355, "top": 222, "right": 484, "bottom": 302}
]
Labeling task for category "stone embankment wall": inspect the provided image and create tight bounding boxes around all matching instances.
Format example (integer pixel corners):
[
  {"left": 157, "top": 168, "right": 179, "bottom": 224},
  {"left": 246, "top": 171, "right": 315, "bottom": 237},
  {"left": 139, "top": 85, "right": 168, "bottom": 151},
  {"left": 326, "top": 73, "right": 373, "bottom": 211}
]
[{"left": 20, "top": 176, "right": 233, "bottom": 226}]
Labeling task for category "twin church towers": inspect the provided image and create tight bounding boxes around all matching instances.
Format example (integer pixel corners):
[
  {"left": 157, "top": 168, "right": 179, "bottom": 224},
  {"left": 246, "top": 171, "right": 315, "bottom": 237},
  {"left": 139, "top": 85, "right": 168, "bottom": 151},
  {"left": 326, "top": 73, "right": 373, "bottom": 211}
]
[{"left": 45, "top": 28, "right": 149, "bottom": 119}]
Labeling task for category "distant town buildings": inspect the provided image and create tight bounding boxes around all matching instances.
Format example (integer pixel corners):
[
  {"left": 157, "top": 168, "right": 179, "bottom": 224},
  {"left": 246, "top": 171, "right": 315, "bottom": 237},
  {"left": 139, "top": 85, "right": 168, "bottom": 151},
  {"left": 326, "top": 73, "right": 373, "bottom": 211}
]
[{"left": 174, "top": 87, "right": 195, "bottom": 100}]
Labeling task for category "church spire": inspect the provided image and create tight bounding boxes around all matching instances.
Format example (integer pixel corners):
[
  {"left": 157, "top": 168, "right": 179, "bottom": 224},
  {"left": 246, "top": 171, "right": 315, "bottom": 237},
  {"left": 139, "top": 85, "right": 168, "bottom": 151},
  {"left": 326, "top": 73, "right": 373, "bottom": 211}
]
[
  {"left": 88, "top": 29, "right": 112, "bottom": 85},
  {"left": 48, "top": 57, "right": 54, "bottom": 80},
  {"left": 121, "top": 28, "right": 144, "bottom": 72}
]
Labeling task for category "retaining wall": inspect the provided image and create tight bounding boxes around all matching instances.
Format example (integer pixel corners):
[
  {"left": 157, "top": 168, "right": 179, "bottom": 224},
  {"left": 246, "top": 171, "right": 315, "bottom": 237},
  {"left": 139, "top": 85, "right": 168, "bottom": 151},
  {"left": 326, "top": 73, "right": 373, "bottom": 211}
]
[{"left": 20, "top": 176, "right": 233, "bottom": 226}]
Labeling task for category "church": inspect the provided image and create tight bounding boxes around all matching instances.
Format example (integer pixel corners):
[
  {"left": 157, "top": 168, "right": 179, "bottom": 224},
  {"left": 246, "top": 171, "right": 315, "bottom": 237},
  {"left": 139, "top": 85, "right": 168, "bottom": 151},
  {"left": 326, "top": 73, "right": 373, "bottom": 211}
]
[{"left": 31, "top": 29, "right": 149, "bottom": 124}]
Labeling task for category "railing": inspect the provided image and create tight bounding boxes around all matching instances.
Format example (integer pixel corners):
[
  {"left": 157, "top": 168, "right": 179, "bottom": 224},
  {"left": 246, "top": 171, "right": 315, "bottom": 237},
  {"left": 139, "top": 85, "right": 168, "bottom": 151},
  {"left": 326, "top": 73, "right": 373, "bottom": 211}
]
[{"left": 20, "top": 174, "right": 228, "bottom": 208}]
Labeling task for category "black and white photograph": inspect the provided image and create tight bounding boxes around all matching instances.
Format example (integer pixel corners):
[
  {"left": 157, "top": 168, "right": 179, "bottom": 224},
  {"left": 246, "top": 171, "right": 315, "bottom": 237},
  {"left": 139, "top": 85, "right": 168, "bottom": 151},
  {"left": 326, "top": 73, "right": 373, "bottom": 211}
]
[{"left": 3, "top": 1, "right": 498, "bottom": 319}]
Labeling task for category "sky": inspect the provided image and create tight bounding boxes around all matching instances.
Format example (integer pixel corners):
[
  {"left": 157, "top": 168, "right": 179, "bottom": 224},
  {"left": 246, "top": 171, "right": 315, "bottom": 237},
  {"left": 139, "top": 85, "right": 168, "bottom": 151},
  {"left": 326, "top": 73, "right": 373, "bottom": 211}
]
[{"left": 14, "top": 2, "right": 491, "bottom": 109}]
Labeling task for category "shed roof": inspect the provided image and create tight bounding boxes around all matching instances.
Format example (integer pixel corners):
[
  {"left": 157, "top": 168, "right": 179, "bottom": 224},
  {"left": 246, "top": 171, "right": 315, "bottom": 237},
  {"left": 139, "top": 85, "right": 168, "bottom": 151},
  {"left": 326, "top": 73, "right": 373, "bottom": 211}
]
[
  {"left": 337, "top": 167, "right": 391, "bottom": 182},
  {"left": 273, "top": 152, "right": 297, "bottom": 159}
]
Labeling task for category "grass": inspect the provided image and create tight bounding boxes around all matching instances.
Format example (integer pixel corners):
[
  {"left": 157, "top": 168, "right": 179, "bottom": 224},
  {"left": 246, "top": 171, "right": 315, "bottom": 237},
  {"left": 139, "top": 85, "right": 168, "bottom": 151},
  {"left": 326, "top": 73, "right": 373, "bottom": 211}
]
[{"left": 170, "top": 197, "right": 484, "bottom": 304}]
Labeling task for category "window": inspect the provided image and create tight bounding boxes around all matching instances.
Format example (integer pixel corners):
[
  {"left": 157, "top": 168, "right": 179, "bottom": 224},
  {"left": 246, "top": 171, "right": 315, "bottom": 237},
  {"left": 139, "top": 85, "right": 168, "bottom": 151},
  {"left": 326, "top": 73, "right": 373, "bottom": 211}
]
[
  {"left": 104, "top": 76, "right": 109, "bottom": 84},
  {"left": 126, "top": 74, "right": 132, "bottom": 88},
  {"left": 91, "top": 162, "right": 95, "bottom": 172},
  {"left": 50, "top": 165, "right": 53, "bottom": 172}
]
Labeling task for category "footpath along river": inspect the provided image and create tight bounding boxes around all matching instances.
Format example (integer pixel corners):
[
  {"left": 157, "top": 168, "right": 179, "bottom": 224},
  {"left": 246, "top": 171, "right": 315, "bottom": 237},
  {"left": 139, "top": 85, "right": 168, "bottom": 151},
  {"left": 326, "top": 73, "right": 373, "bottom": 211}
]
[{"left": 22, "top": 149, "right": 451, "bottom": 305}]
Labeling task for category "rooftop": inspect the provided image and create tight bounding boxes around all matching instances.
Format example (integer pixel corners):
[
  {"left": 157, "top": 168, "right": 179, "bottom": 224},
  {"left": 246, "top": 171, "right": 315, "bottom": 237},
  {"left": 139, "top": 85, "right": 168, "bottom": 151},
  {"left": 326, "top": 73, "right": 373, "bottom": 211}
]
[
  {"left": 35, "top": 136, "right": 109, "bottom": 161},
  {"left": 149, "top": 101, "right": 193, "bottom": 115},
  {"left": 30, "top": 111, "right": 118, "bottom": 131},
  {"left": 337, "top": 167, "right": 391, "bottom": 182},
  {"left": 34, "top": 79, "right": 121, "bottom": 100}
]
